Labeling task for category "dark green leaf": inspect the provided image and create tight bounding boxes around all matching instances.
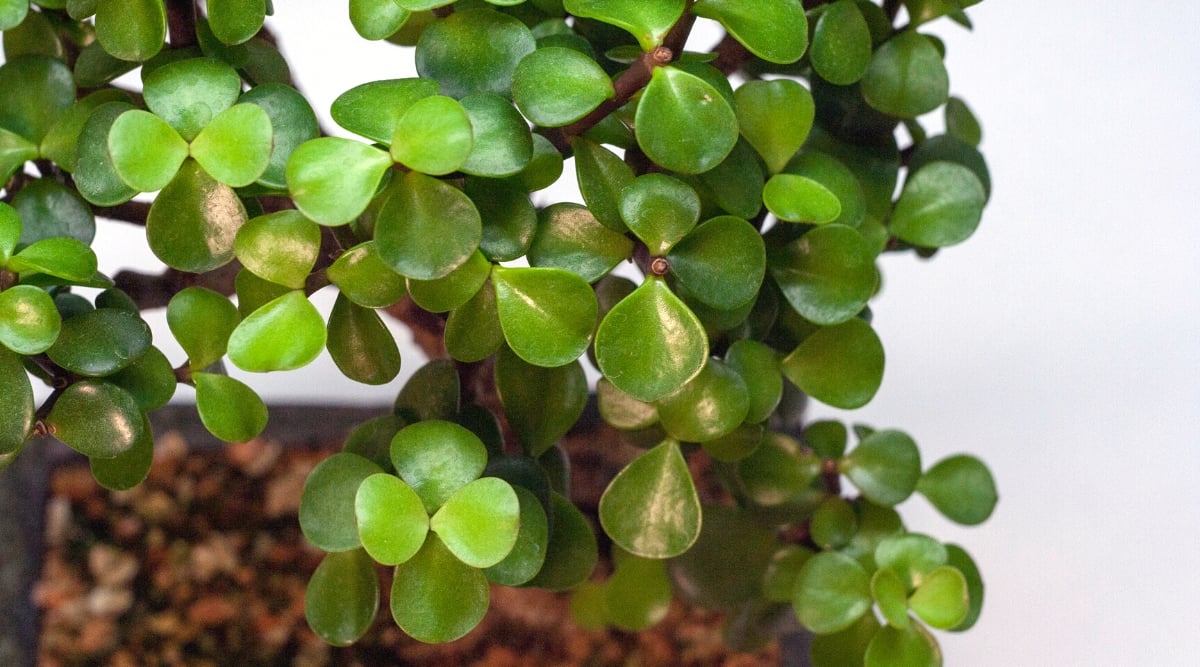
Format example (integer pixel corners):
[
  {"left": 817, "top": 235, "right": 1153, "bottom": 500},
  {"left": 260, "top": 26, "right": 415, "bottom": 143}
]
[
  {"left": 944, "top": 96, "right": 982, "bottom": 147},
  {"left": 657, "top": 359, "right": 749, "bottom": 443},
  {"left": 355, "top": 473, "right": 428, "bottom": 565},
  {"left": 492, "top": 266, "right": 597, "bottom": 367},
  {"left": 495, "top": 346, "right": 587, "bottom": 457},
  {"left": 528, "top": 202, "right": 632, "bottom": 282},
  {"left": 604, "top": 553, "right": 672, "bottom": 630},
  {"left": 459, "top": 93, "right": 532, "bottom": 177},
  {"left": 811, "top": 495, "right": 858, "bottom": 550},
  {"left": 73, "top": 101, "right": 139, "bottom": 206},
  {"left": 104, "top": 345, "right": 176, "bottom": 411},
  {"left": 0, "top": 202, "right": 17, "bottom": 264},
  {"left": 47, "top": 308, "right": 150, "bottom": 376},
  {"left": 445, "top": 279, "right": 504, "bottom": 362},
  {"left": 694, "top": 139, "right": 766, "bottom": 220},
  {"left": 228, "top": 291, "right": 326, "bottom": 372},
  {"left": 861, "top": 30, "right": 948, "bottom": 118},
  {"left": 327, "top": 241, "right": 408, "bottom": 308},
  {"left": 512, "top": 46, "right": 614, "bottom": 126},
  {"left": 842, "top": 429, "right": 921, "bottom": 506},
  {"left": 391, "top": 419, "right": 487, "bottom": 513},
  {"left": 343, "top": 415, "right": 405, "bottom": 472},
  {"left": 300, "top": 452, "right": 385, "bottom": 551},
  {"left": 390, "top": 535, "right": 489, "bottom": 643},
  {"left": 0, "top": 55, "right": 75, "bottom": 143},
  {"left": 0, "top": 346, "right": 35, "bottom": 455},
  {"left": 599, "top": 440, "right": 700, "bottom": 558},
  {"left": 484, "top": 486, "right": 549, "bottom": 586},
  {"left": 142, "top": 57, "right": 241, "bottom": 141},
  {"left": 734, "top": 79, "right": 813, "bottom": 174},
  {"left": 207, "top": 0, "right": 265, "bottom": 46},
  {"left": 94, "top": 0, "right": 165, "bottom": 61},
  {"left": 810, "top": 611, "right": 880, "bottom": 667},
  {"left": 811, "top": 0, "right": 873, "bottom": 85},
  {"left": 240, "top": 83, "right": 321, "bottom": 189},
  {"left": 890, "top": 161, "right": 986, "bottom": 247},
  {"left": 506, "top": 132, "right": 563, "bottom": 191},
  {"left": 908, "top": 134, "right": 991, "bottom": 199},
  {"left": 89, "top": 412, "right": 154, "bottom": 490},
  {"left": 11, "top": 179, "right": 96, "bottom": 247},
  {"left": 234, "top": 209, "right": 320, "bottom": 289},
  {"left": 792, "top": 551, "right": 872, "bottom": 634},
  {"left": 693, "top": 0, "right": 807, "bottom": 64},
  {"left": 393, "top": 358, "right": 459, "bottom": 422},
  {"left": 564, "top": 0, "right": 685, "bottom": 51},
  {"left": 669, "top": 504, "right": 777, "bottom": 608},
  {"left": 572, "top": 137, "right": 633, "bottom": 231},
  {"left": 803, "top": 420, "right": 848, "bottom": 459},
  {"left": 414, "top": 8, "right": 535, "bottom": 99},
  {"left": 47, "top": 380, "right": 144, "bottom": 458},
  {"left": 147, "top": 159, "right": 247, "bottom": 272},
  {"left": 286, "top": 137, "right": 392, "bottom": 226},
  {"left": 466, "top": 177, "right": 537, "bottom": 261},
  {"left": 944, "top": 544, "right": 983, "bottom": 632},
  {"left": 193, "top": 371, "right": 268, "bottom": 442},
  {"left": 0, "top": 285, "right": 60, "bottom": 354},
  {"left": 305, "top": 549, "right": 380, "bottom": 646},
  {"left": 527, "top": 491, "right": 598, "bottom": 590},
  {"left": 668, "top": 215, "right": 766, "bottom": 310},
  {"left": 701, "top": 422, "right": 763, "bottom": 462},
  {"left": 916, "top": 454, "right": 997, "bottom": 525},
  {"left": 723, "top": 340, "right": 781, "bottom": 424},
  {"left": 327, "top": 294, "right": 402, "bottom": 385},
  {"left": 781, "top": 318, "right": 884, "bottom": 409},
  {"left": 736, "top": 431, "right": 821, "bottom": 506},
  {"left": 331, "top": 78, "right": 439, "bottom": 144},
  {"left": 770, "top": 224, "right": 876, "bottom": 326},
  {"left": 376, "top": 171, "right": 482, "bottom": 280},
  {"left": 635, "top": 66, "right": 738, "bottom": 174}
]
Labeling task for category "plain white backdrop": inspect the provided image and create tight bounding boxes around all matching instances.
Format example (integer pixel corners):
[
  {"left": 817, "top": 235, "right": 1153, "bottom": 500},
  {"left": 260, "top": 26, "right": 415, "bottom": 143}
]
[{"left": 78, "top": 2, "right": 1200, "bottom": 665}]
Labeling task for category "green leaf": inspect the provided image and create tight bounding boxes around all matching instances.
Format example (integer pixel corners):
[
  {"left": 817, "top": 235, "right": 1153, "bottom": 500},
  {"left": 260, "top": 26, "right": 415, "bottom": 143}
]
[
  {"left": 916, "top": 454, "right": 997, "bottom": 525},
  {"left": 207, "top": 0, "right": 266, "bottom": 46},
  {"left": 763, "top": 174, "right": 842, "bottom": 224},
  {"left": 94, "top": 0, "right": 165, "bottom": 61},
  {"left": 330, "top": 78, "right": 439, "bottom": 144},
  {"left": 785, "top": 151, "right": 868, "bottom": 229},
  {"left": 527, "top": 202, "right": 632, "bottom": 282},
  {"left": 327, "top": 242, "right": 408, "bottom": 308},
  {"left": 596, "top": 377, "right": 658, "bottom": 431},
  {"left": 811, "top": 495, "right": 858, "bottom": 550},
  {"left": 73, "top": 101, "right": 139, "bottom": 206},
  {"left": 872, "top": 567, "right": 911, "bottom": 629},
  {"left": 73, "top": 41, "right": 139, "bottom": 88},
  {"left": 234, "top": 268, "right": 286, "bottom": 315},
  {"left": 390, "top": 535, "right": 489, "bottom": 643},
  {"left": 407, "top": 249, "right": 490, "bottom": 313},
  {"left": 908, "top": 566, "right": 968, "bottom": 630},
  {"left": 240, "top": 83, "right": 321, "bottom": 189},
  {"left": 0, "top": 128, "right": 38, "bottom": 183},
  {"left": 657, "top": 359, "right": 749, "bottom": 443},
  {"left": 874, "top": 534, "right": 947, "bottom": 591},
  {"left": 355, "top": 473, "right": 429, "bottom": 566},
  {"left": 841, "top": 429, "right": 921, "bottom": 507},
  {"left": 393, "top": 359, "right": 459, "bottom": 422},
  {"left": 306, "top": 549, "right": 379, "bottom": 646},
  {"left": 47, "top": 308, "right": 150, "bottom": 376},
  {"left": 723, "top": 340, "right": 781, "bottom": 424},
  {"left": 811, "top": 612, "right": 880, "bottom": 667},
  {"left": 146, "top": 159, "right": 247, "bottom": 272},
  {"left": 512, "top": 46, "right": 614, "bottom": 126},
  {"left": 286, "top": 137, "right": 392, "bottom": 226},
  {"left": 10, "top": 179, "right": 96, "bottom": 247},
  {"left": 693, "top": 0, "right": 807, "bottom": 64},
  {"left": 604, "top": 554, "right": 672, "bottom": 631},
  {"left": 47, "top": 380, "right": 144, "bottom": 458},
  {"left": 0, "top": 55, "right": 75, "bottom": 144},
  {"left": 763, "top": 546, "right": 813, "bottom": 603},
  {"left": 167, "top": 286, "right": 239, "bottom": 370},
  {"left": 770, "top": 224, "right": 876, "bottom": 326},
  {"left": 193, "top": 372, "right": 268, "bottom": 442},
  {"left": 414, "top": 7, "right": 535, "bottom": 99},
  {"left": 734, "top": 79, "right": 814, "bottom": 174},
  {"left": 890, "top": 161, "right": 986, "bottom": 247},
  {"left": 694, "top": 139, "right": 766, "bottom": 220},
  {"left": 327, "top": 294, "right": 402, "bottom": 385},
  {"left": 792, "top": 551, "right": 872, "bottom": 634},
  {"left": 459, "top": 93, "right": 532, "bottom": 177},
  {"left": 670, "top": 504, "right": 777, "bottom": 608},
  {"left": 445, "top": 279, "right": 504, "bottom": 363},
  {"left": 811, "top": 0, "right": 873, "bottom": 85},
  {"left": 635, "top": 66, "right": 738, "bottom": 174},
  {"left": 142, "top": 58, "right": 241, "bottom": 141},
  {"left": 89, "top": 412, "right": 154, "bottom": 490},
  {"left": 228, "top": 291, "right": 326, "bottom": 372},
  {"left": 527, "top": 491, "right": 598, "bottom": 590},
  {"left": 945, "top": 544, "right": 984, "bottom": 632},
  {"left": 300, "top": 452, "right": 385, "bottom": 552},
  {"left": 619, "top": 173, "right": 699, "bottom": 255},
  {"left": 572, "top": 137, "right": 633, "bottom": 231},
  {"left": 861, "top": 30, "right": 948, "bottom": 118},
  {"left": 375, "top": 171, "right": 482, "bottom": 280},
  {"left": 492, "top": 266, "right": 597, "bottom": 367},
  {"left": 864, "top": 620, "right": 943, "bottom": 667},
  {"left": 390, "top": 95, "right": 473, "bottom": 176},
  {"left": 350, "top": 0, "right": 411, "bottom": 40},
  {"left": 0, "top": 285, "right": 61, "bottom": 354},
  {"left": 595, "top": 278, "right": 707, "bottom": 402},
  {"left": 495, "top": 347, "right": 587, "bottom": 457},
  {"left": 507, "top": 132, "right": 563, "bottom": 192},
  {"left": 804, "top": 420, "right": 848, "bottom": 459},
  {"left": 234, "top": 209, "right": 320, "bottom": 289},
  {"left": 701, "top": 422, "right": 762, "bottom": 462},
  {"left": 736, "top": 431, "right": 821, "bottom": 506},
  {"left": 483, "top": 485, "right": 550, "bottom": 586},
  {"left": 944, "top": 96, "right": 982, "bottom": 147},
  {"left": 189, "top": 103, "right": 273, "bottom": 187},
  {"left": 668, "top": 215, "right": 766, "bottom": 311},
  {"left": 909, "top": 135, "right": 991, "bottom": 199},
  {"left": 563, "top": 0, "right": 685, "bottom": 51},
  {"left": 8, "top": 237, "right": 97, "bottom": 282},
  {"left": 40, "top": 89, "right": 133, "bottom": 172},
  {"left": 0, "top": 0, "right": 28, "bottom": 31},
  {"left": 599, "top": 440, "right": 700, "bottom": 558},
  {"left": 0, "top": 346, "right": 35, "bottom": 455},
  {"left": 430, "top": 477, "right": 520, "bottom": 568},
  {"left": 467, "top": 177, "right": 537, "bottom": 261},
  {"left": 781, "top": 318, "right": 884, "bottom": 409},
  {"left": 343, "top": 415, "right": 405, "bottom": 472},
  {"left": 391, "top": 420, "right": 487, "bottom": 513},
  {"left": 104, "top": 345, "right": 176, "bottom": 412},
  {"left": 4, "top": 7, "right": 60, "bottom": 60}
]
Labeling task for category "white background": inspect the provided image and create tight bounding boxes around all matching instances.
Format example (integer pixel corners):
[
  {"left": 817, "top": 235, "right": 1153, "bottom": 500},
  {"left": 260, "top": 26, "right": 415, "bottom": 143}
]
[{"left": 82, "top": 2, "right": 1200, "bottom": 665}]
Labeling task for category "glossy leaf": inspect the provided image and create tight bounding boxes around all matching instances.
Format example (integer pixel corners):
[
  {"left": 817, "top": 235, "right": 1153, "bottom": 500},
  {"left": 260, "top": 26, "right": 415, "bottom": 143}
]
[
  {"left": 233, "top": 267, "right": 286, "bottom": 314},
  {"left": 0, "top": 128, "right": 37, "bottom": 183},
  {"left": 8, "top": 237, "right": 97, "bottom": 282},
  {"left": 875, "top": 534, "right": 947, "bottom": 591},
  {"left": 143, "top": 58, "right": 241, "bottom": 141},
  {"left": 350, "top": 0, "right": 411, "bottom": 40},
  {"left": 391, "top": 420, "right": 487, "bottom": 513},
  {"left": 737, "top": 431, "right": 821, "bottom": 506},
  {"left": 792, "top": 551, "right": 872, "bottom": 634},
  {"left": 10, "top": 179, "right": 96, "bottom": 247},
  {"left": 872, "top": 566, "right": 912, "bottom": 629},
  {"left": 0, "top": 346, "right": 35, "bottom": 455},
  {"left": 841, "top": 429, "right": 922, "bottom": 507},
  {"left": 193, "top": 372, "right": 268, "bottom": 442},
  {"left": 693, "top": 0, "right": 807, "bottom": 64},
  {"left": 785, "top": 151, "right": 867, "bottom": 229},
  {"left": 105, "top": 346, "right": 176, "bottom": 412},
  {"left": 414, "top": 8, "right": 535, "bottom": 99},
  {"left": 390, "top": 95, "right": 473, "bottom": 176},
  {"left": 240, "top": 83, "right": 321, "bottom": 189},
  {"left": 908, "top": 135, "right": 991, "bottom": 199},
  {"left": 701, "top": 423, "right": 763, "bottom": 462},
  {"left": 763, "top": 174, "right": 842, "bottom": 224},
  {"left": 619, "top": 173, "right": 699, "bottom": 255},
  {"left": 89, "top": 413, "right": 154, "bottom": 491},
  {"left": 572, "top": 137, "right": 633, "bottom": 231},
  {"left": 327, "top": 294, "right": 402, "bottom": 385},
  {"left": 207, "top": 0, "right": 266, "bottom": 46},
  {"left": 695, "top": 139, "right": 766, "bottom": 220},
  {"left": 636, "top": 66, "right": 738, "bottom": 174},
  {"left": 668, "top": 215, "right": 766, "bottom": 310},
  {"left": 512, "top": 46, "right": 614, "bottom": 126},
  {"left": 407, "top": 249, "right": 490, "bottom": 313},
  {"left": 0, "top": 55, "right": 75, "bottom": 143},
  {"left": 343, "top": 415, "right": 406, "bottom": 472},
  {"left": 306, "top": 549, "right": 379, "bottom": 647},
  {"left": 781, "top": 318, "right": 884, "bottom": 409},
  {"left": 228, "top": 291, "right": 327, "bottom": 372},
  {"left": 492, "top": 266, "right": 597, "bottom": 367},
  {"left": 945, "top": 544, "right": 984, "bottom": 632},
  {"left": 445, "top": 280, "right": 505, "bottom": 363},
  {"left": 484, "top": 485, "right": 550, "bottom": 585},
  {"left": 300, "top": 452, "right": 385, "bottom": 552},
  {"left": 47, "top": 308, "right": 150, "bottom": 376},
  {"left": 147, "top": 159, "right": 247, "bottom": 272},
  {"left": 431, "top": 477, "right": 520, "bottom": 568},
  {"left": 331, "top": 78, "right": 439, "bottom": 144},
  {"left": 393, "top": 359, "right": 460, "bottom": 423},
  {"left": 861, "top": 31, "right": 948, "bottom": 118},
  {"left": 327, "top": 242, "right": 408, "bottom": 308},
  {"left": 811, "top": 0, "right": 873, "bottom": 85},
  {"left": 47, "top": 380, "right": 144, "bottom": 458},
  {"left": 190, "top": 103, "right": 273, "bottom": 187},
  {"left": 495, "top": 347, "right": 587, "bottom": 456},
  {"left": 890, "top": 161, "right": 986, "bottom": 247},
  {"left": 508, "top": 132, "right": 563, "bottom": 191},
  {"left": 909, "top": 566, "right": 968, "bottom": 630},
  {"left": 944, "top": 96, "right": 982, "bottom": 147},
  {"left": 770, "top": 224, "right": 876, "bottom": 325},
  {"left": 390, "top": 535, "right": 489, "bottom": 643},
  {"left": 286, "top": 138, "right": 392, "bottom": 226},
  {"left": 527, "top": 491, "right": 598, "bottom": 590},
  {"left": 234, "top": 209, "right": 320, "bottom": 289},
  {"left": 355, "top": 473, "right": 429, "bottom": 566},
  {"left": 657, "top": 359, "right": 749, "bottom": 443},
  {"left": 0, "top": 284, "right": 61, "bottom": 354},
  {"left": 564, "top": 0, "right": 685, "bottom": 51},
  {"left": 167, "top": 287, "right": 239, "bottom": 370},
  {"left": 595, "top": 278, "right": 707, "bottom": 402},
  {"left": 73, "top": 101, "right": 139, "bottom": 206},
  {"left": 734, "top": 79, "right": 813, "bottom": 174},
  {"left": 527, "top": 202, "right": 632, "bottom": 282},
  {"left": 916, "top": 454, "right": 998, "bottom": 525},
  {"left": 94, "top": 0, "right": 165, "bottom": 61},
  {"left": 0, "top": 202, "right": 17, "bottom": 265},
  {"left": 467, "top": 177, "right": 537, "bottom": 261},
  {"left": 376, "top": 171, "right": 482, "bottom": 280},
  {"left": 459, "top": 93, "right": 532, "bottom": 177},
  {"left": 599, "top": 440, "right": 700, "bottom": 558},
  {"left": 105, "top": 110, "right": 188, "bottom": 192},
  {"left": 0, "top": 0, "right": 27, "bottom": 31},
  {"left": 864, "top": 620, "right": 943, "bottom": 667},
  {"left": 724, "top": 340, "right": 781, "bottom": 424}
]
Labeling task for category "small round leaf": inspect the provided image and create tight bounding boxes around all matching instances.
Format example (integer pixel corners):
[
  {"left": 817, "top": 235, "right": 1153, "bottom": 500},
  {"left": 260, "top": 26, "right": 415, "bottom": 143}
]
[
  {"left": 781, "top": 318, "right": 884, "bottom": 409},
  {"left": 635, "top": 66, "right": 738, "bottom": 175},
  {"left": 0, "top": 284, "right": 61, "bottom": 354},
  {"left": 47, "top": 380, "right": 144, "bottom": 458},
  {"left": 889, "top": 161, "right": 986, "bottom": 248},
  {"left": 414, "top": 8, "right": 535, "bottom": 99},
  {"left": 234, "top": 209, "right": 320, "bottom": 289},
  {"left": 300, "top": 452, "right": 385, "bottom": 552},
  {"left": 619, "top": 173, "right": 700, "bottom": 255},
  {"left": 599, "top": 440, "right": 701, "bottom": 558},
  {"left": 286, "top": 137, "right": 392, "bottom": 226},
  {"left": 734, "top": 79, "right": 814, "bottom": 174},
  {"left": 193, "top": 372, "right": 268, "bottom": 442},
  {"left": 656, "top": 359, "right": 749, "bottom": 443},
  {"left": 483, "top": 486, "right": 550, "bottom": 586},
  {"left": 390, "top": 535, "right": 489, "bottom": 643},
  {"left": 190, "top": 103, "right": 273, "bottom": 187},
  {"left": 908, "top": 565, "right": 968, "bottom": 630},
  {"left": 375, "top": 171, "right": 482, "bottom": 280},
  {"left": 527, "top": 491, "right": 598, "bottom": 591},
  {"left": 861, "top": 30, "right": 948, "bottom": 118},
  {"left": 146, "top": 159, "right": 247, "bottom": 272},
  {"left": 668, "top": 215, "right": 766, "bottom": 311},
  {"left": 305, "top": 549, "right": 380, "bottom": 647},
  {"left": 842, "top": 429, "right": 922, "bottom": 507},
  {"left": 512, "top": 46, "right": 614, "bottom": 127},
  {"left": 107, "top": 109, "right": 188, "bottom": 192},
  {"left": 46, "top": 308, "right": 151, "bottom": 377},
  {"left": 864, "top": 620, "right": 943, "bottom": 667},
  {"left": 792, "top": 551, "right": 872, "bottom": 634},
  {"left": 327, "top": 294, "right": 402, "bottom": 385},
  {"left": 811, "top": 0, "right": 873, "bottom": 85},
  {"left": 228, "top": 291, "right": 327, "bottom": 372},
  {"left": 692, "top": 0, "right": 807, "bottom": 64},
  {"left": 390, "top": 95, "right": 474, "bottom": 176},
  {"left": 916, "top": 454, "right": 998, "bottom": 525},
  {"left": 355, "top": 473, "right": 429, "bottom": 566},
  {"left": 390, "top": 420, "right": 488, "bottom": 513},
  {"left": 431, "top": 477, "right": 520, "bottom": 568},
  {"left": 492, "top": 266, "right": 597, "bottom": 367},
  {"left": 327, "top": 241, "right": 408, "bottom": 308}
]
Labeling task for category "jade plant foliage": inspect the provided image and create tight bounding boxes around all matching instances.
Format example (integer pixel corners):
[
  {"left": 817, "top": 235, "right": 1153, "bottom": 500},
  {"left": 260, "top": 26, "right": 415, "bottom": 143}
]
[{"left": 0, "top": 0, "right": 998, "bottom": 663}]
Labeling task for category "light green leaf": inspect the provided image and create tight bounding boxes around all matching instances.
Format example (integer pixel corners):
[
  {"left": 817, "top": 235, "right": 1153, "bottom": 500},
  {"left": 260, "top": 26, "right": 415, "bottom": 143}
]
[
  {"left": 916, "top": 454, "right": 997, "bottom": 525},
  {"left": 763, "top": 174, "right": 842, "bottom": 224},
  {"left": 286, "top": 137, "right": 392, "bottom": 226},
  {"left": 390, "top": 535, "right": 489, "bottom": 643},
  {"left": 459, "top": 93, "right": 533, "bottom": 177},
  {"left": 875, "top": 534, "right": 947, "bottom": 591},
  {"left": 770, "top": 224, "right": 876, "bottom": 326},
  {"left": 350, "top": 0, "right": 411, "bottom": 40},
  {"left": 604, "top": 554, "right": 672, "bottom": 631},
  {"left": 492, "top": 266, "right": 597, "bottom": 367},
  {"left": 693, "top": 0, "right": 807, "bottom": 64},
  {"left": 945, "top": 544, "right": 984, "bottom": 632},
  {"left": 872, "top": 567, "right": 912, "bottom": 629},
  {"left": 146, "top": 159, "right": 247, "bottom": 272},
  {"left": 89, "top": 413, "right": 154, "bottom": 491},
  {"left": 331, "top": 78, "right": 439, "bottom": 144},
  {"left": 375, "top": 170, "right": 482, "bottom": 280},
  {"left": 0, "top": 285, "right": 61, "bottom": 354},
  {"left": 572, "top": 137, "right": 633, "bottom": 231},
  {"left": 483, "top": 485, "right": 550, "bottom": 586},
  {"left": 781, "top": 318, "right": 884, "bottom": 409},
  {"left": 864, "top": 620, "right": 943, "bottom": 667},
  {"left": 635, "top": 66, "right": 738, "bottom": 174},
  {"left": 810, "top": 612, "right": 880, "bottom": 667},
  {"left": 234, "top": 209, "right": 320, "bottom": 289},
  {"left": 909, "top": 566, "right": 968, "bottom": 630},
  {"left": 841, "top": 429, "right": 922, "bottom": 507},
  {"left": 47, "top": 380, "right": 144, "bottom": 458},
  {"left": 355, "top": 473, "right": 429, "bottom": 566},
  {"left": 0, "top": 128, "right": 37, "bottom": 184},
  {"left": 407, "top": 249, "right": 490, "bottom": 313},
  {"left": 0, "top": 0, "right": 28, "bottom": 31},
  {"left": 167, "top": 286, "right": 239, "bottom": 370},
  {"left": 327, "top": 241, "right": 408, "bottom": 308},
  {"left": 300, "top": 452, "right": 385, "bottom": 552},
  {"left": 390, "top": 95, "right": 473, "bottom": 176},
  {"left": 736, "top": 431, "right": 821, "bottom": 506},
  {"left": 95, "top": 0, "right": 165, "bottom": 61},
  {"left": 193, "top": 371, "right": 268, "bottom": 442},
  {"left": 599, "top": 440, "right": 700, "bottom": 558},
  {"left": 445, "top": 279, "right": 504, "bottom": 363},
  {"left": 512, "top": 46, "right": 614, "bottom": 126},
  {"left": 861, "top": 30, "right": 948, "bottom": 118},
  {"left": 207, "top": 0, "right": 266, "bottom": 46},
  {"left": 431, "top": 477, "right": 520, "bottom": 568},
  {"left": 734, "top": 79, "right": 813, "bottom": 174},
  {"left": 142, "top": 58, "right": 241, "bottom": 141},
  {"left": 190, "top": 103, "right": 273, "bottom": 187},
  {"left": 619, "top": 173, "right": 699, "bottom": 255},
  {"left": 228, "top": 291, "right": 327, "bottom": 372},
  {"left": 723, "top": 340, "right": 781, "bottom": 424},
  {"left": 784, "top": 151, "right": 868, "bottom": 229},
  {"left": 0, "top": 55, "right": 75, "bottom": 144},
  {"left": 792, "top": 551, "right": 872, "bottom": 634},
  {"left": 305, "top": 549, "right": 379, "bottom": 647},
  {"left": 890, "top": 161, "right": 986, "bottom": 247},
  {"left": 563, "top": 0, "right": 685, "bottom": 51},
  {"left": 596, "top": 377, "right": 658, "bottom": 431},
  {"left": 8, "top": 237, "right": 97, "bottom": 282},
  {"left": 0, "top": 346, "right": 35, "bottom": 455}
]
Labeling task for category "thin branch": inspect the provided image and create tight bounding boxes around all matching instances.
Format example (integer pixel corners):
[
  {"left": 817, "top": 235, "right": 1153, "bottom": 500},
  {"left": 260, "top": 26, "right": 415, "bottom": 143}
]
[
  {"left": 165, "top": 0, "right": 199, "bottom": 50},
  {"left": 94, "top": 201, "right": 152, "bottom": 226}
]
